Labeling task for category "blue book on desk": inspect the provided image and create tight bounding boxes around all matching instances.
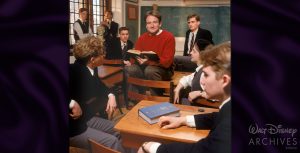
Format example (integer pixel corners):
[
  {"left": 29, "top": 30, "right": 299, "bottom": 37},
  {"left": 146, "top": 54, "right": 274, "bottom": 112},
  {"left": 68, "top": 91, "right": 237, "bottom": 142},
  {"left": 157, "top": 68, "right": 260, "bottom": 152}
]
[{"left": 138, "top": 102, "right": 180, "bottom": 124}]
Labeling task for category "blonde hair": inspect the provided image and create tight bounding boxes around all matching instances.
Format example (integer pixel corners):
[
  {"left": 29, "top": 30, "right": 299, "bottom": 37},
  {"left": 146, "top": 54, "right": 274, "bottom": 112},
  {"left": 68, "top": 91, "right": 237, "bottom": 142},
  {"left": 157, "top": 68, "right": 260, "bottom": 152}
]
[
  {"left": 201, "top": 41, "right": 231, "bottom": 79},
  {"left": 73, "top": 36, "right": 104, "bottom": 64}
]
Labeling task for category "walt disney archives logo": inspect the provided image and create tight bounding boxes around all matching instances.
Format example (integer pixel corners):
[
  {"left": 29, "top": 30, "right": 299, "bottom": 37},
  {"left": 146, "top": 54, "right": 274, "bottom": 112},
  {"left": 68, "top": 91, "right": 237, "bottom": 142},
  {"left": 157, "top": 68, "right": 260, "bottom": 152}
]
[{"left": 248, "top": 123, "right": 299, "bottom": 150}]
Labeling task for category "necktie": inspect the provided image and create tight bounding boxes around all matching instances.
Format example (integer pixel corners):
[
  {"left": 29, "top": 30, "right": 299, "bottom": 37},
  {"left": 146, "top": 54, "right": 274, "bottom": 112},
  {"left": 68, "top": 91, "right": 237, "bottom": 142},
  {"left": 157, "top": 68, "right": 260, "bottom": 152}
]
[
  {"left": 122, "top": 43, "right": 127, "bottom": 53},
  {"left": 189, "top": 33, "right": 194, "bottom": 54},
  {"left": 122, "top": 43, "right": 127, "bottom": 60}
]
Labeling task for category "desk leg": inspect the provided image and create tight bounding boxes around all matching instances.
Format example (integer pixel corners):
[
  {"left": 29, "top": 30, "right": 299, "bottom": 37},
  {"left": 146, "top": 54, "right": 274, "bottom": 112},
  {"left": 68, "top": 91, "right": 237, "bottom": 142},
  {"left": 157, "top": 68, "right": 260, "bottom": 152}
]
[{"left": 122, "top": 69, "right": 129, "bottom": 108}]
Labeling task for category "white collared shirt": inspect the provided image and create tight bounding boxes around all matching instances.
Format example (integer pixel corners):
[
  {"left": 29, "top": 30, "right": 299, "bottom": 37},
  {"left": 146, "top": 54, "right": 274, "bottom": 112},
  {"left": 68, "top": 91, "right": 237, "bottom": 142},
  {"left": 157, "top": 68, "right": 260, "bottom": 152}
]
[
  {"left": 219, "top": 97, "right": 231, "bottom": 109},
  {"left": 156, "top": 29, "right": 163, "bottom": 35},
  {"left": 73, "top": 18, "right": 93, "bottom": 40},
  {"left": 87, "top": 66, "right": 94, "bottom": 76},
  {"left": 179, "top": 65, "right": 203, "bottom": 89},
  {"left": 188, "top": 28, "right": 198, "bottom": 51},
  {"left": 120, "top": 41, "right": 127, "bottom": 50}
]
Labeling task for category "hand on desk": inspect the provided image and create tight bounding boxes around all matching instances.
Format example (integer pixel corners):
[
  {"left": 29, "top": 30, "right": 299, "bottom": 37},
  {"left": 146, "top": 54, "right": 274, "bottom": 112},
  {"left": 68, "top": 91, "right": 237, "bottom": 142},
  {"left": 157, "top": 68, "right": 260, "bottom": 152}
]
[{"left": 158, "top": 116, "right": 187, "bottom": 129}]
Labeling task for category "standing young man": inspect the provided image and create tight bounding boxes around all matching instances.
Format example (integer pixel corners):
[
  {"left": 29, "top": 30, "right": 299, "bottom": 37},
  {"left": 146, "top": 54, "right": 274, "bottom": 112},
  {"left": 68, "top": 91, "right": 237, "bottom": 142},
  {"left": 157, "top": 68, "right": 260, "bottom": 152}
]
[
  {"left": 175, "top": 14, "right": 214, "bottom": 72},
  {"left": 73, "top": 8, "right": 93, "bottom": 42},
  {"left": 101, "top": 11, "right": 119, "bottom": 40},
  {"left": 183, "top": 14, "right": 213, "bottom": 56},
  {"left": 125, "top": 10, "right": 175, "bottom": 96},
  {"left": 138, "top": 42, "right": 231, "bottom": 153}
]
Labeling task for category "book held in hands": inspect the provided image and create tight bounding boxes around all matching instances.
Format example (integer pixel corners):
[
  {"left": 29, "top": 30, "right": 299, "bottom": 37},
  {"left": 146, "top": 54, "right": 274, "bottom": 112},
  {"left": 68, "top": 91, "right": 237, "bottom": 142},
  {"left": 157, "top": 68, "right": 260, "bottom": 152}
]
[
  {"left": 127, "top": 49, "right": 160, "bottom": 61},
  {"left": 138, "top": 102, "right": 180, "bottom": 124}
]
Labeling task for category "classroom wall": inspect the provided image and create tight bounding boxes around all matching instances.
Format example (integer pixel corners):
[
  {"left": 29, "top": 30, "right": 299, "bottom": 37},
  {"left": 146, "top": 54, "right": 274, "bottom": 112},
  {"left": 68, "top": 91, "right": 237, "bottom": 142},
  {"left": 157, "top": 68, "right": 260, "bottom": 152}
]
[
  {"left": 139, "top": 0, "right": 230, "bottom": 55},
  {"left": 112, "top": 0, "right": 230, "bottom": 55}
]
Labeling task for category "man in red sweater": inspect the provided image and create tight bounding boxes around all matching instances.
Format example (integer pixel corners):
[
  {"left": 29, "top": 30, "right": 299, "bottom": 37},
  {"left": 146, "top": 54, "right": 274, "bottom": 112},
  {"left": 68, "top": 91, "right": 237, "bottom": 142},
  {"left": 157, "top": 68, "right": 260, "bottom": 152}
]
[{"left": 125, "top": 10, "right": 175, "bottom": 96}]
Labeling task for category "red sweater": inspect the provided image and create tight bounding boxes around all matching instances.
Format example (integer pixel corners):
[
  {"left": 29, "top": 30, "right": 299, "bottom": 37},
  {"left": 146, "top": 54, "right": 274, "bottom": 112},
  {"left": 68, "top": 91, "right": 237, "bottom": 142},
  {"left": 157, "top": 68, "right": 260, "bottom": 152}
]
[{"left": 134, "top": 30, "right": 175, "bottom": 68}]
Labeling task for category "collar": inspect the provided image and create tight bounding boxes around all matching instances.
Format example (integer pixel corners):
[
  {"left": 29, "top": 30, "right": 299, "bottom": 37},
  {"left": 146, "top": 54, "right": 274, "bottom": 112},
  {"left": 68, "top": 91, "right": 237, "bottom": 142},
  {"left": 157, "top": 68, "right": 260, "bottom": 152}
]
[
  {"left": 87, "top": 66, "right": 94, "bottom": 76},
  {"left": 195, "top": 65, "right": 203, "bottom": 72},
  {"left": 156, "top": 29, "right": 163, "bottom": 35},
  {"left": 190, "top": 28, "right": 198, "bottom": 36},
  {"left": 79, "top": 18, "right": 86, "bottom": 23},
  {"left": 120, "top": 40, "right": 127, "bottom": 46},
  {"left": 219, "top": 97, "right": 231, "bottom": 109}
]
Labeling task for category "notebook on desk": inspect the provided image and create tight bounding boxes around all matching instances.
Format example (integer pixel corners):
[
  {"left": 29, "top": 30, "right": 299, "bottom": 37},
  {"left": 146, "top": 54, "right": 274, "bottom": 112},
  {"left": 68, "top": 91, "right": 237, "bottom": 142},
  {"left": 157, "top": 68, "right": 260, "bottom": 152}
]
[{"left": 138, "top": 102, "right": 180, "bottom": 124}]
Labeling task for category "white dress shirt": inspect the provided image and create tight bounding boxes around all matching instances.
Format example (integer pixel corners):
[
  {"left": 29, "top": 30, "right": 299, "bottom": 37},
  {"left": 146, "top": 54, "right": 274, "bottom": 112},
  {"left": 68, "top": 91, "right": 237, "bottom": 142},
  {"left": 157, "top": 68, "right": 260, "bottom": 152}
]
[
  {"left": 178, "top": 65, "right": 203, "bottom": 89},
  {"left": 73, "top": 18, "right": 93, "bottom": 40}
]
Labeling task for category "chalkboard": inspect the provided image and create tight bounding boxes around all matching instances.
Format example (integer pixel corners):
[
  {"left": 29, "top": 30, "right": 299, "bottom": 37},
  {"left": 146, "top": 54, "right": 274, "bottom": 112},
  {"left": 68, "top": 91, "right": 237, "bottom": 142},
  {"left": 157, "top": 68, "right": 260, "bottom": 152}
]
[{"left": 140, "top": 6, "right": 230, "bottom": 44}]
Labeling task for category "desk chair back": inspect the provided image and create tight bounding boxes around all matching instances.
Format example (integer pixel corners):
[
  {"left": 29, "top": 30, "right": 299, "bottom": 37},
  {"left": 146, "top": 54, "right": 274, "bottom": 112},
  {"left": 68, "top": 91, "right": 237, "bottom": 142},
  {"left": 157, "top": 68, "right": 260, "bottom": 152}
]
[
  {"left": 88, "top": 139, "right": 121, "bottom": 153},
  {"left": 195, "top": 99, "right": 221, "bottom": 109},
  {"left": 103, "top": 59, "right": 123, "bottom": 66},
  {"left": 126, "top": 76, "right": 174, "bottom": 102}
]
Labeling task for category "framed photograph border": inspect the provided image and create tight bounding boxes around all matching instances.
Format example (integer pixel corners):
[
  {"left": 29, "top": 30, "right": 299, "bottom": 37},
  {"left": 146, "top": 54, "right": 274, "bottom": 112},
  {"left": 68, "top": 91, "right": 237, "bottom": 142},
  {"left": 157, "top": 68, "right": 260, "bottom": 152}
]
[
  {"left": 127, "top": 4, "right": 138, "bottom": 20},
  {"left": 126, "top": 0, "right": 138, "bottom": 3}
]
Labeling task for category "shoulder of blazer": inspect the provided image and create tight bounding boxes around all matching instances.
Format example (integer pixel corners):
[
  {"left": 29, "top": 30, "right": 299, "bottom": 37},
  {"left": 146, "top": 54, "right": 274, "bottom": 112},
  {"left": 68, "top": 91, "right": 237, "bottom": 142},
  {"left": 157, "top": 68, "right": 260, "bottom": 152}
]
[
  {"left": 128, "top": 40, "right": 134, "bottom": 46},
  {"left": 112, "top": 21, "right": 119, "bottom": 27},
  {"left": 185, "top": 30, "right": 191, "bottom": 37}
]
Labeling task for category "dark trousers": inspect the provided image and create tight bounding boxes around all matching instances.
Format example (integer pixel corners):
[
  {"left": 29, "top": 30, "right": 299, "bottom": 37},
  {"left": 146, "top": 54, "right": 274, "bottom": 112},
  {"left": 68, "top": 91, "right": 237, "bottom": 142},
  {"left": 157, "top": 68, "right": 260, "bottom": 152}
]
[
  {"left": 174, "top": 55, "right": 197, "bottom": 72},
  {"left": 125, "top": 64, "right": 173, "bottom": 96}
]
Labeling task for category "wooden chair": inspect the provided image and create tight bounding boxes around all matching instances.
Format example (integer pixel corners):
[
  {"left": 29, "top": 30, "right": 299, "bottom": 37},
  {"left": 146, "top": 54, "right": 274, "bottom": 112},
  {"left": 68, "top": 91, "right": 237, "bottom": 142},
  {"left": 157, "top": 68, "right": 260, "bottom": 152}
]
[
  {"left": 103, "top": 59, "right": 123, "bottom": 66},
  {"left": 69, "top": 146, "right": 89, "bottom": 153},
  {"left": 126, "top": 76, "right": 174, "bottom": 103},
  {"left": 88, "top": 139, "right": 121, "bottom": 153}
]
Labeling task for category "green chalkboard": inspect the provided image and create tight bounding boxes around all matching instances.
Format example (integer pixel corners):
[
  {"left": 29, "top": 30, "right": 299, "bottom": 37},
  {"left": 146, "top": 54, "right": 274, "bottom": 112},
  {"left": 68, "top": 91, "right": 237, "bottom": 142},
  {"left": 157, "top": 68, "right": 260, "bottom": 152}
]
[{"left": 140, "top": 6, "right": 230, "bottom": 44}]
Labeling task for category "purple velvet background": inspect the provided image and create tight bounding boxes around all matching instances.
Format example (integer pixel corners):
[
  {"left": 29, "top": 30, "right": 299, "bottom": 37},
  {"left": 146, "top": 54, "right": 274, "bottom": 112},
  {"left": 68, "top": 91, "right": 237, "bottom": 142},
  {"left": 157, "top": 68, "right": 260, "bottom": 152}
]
[
  {"left": 232, "top": 0, "right": 300, "bottom": 152},
  {"left": 0, "top": 0, "right": 69, "bottom": 153},
  {"left": 0, "top": 0, "right": 299, "bottom": 153}
]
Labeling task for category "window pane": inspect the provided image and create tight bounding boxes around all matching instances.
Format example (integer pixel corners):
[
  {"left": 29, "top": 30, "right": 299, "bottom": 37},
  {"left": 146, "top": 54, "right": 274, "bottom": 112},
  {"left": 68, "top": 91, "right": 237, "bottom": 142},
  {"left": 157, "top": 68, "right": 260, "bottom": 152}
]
[
  {"left": 75, "top": 3, "right": 79, "bottom": 12},
  {"left": 97, "top": 16, "right": 100, "bottom": 24}
]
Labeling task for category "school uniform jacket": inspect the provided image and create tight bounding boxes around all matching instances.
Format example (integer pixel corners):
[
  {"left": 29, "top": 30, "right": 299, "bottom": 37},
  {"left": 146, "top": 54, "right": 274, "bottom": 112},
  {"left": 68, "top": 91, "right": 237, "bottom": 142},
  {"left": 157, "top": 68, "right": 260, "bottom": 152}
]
[
  {"left": 183, "top": 27, "right": 214, "bottom": 56},
  {"left": 105, "top": 37, "right": 134, "bottom": 60},
  {"left": 157, "top": 101, "right": 231, "bottom": 153},
  {"left": 69, "top": 60, "right": 111, "bottom": 137}
]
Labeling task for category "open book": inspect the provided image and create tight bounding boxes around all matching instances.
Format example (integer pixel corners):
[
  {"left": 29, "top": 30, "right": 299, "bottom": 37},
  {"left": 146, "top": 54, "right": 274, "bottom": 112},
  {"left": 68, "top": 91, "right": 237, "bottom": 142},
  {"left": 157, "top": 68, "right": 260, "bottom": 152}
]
[{"left": 127, "top": 49, "right": 160, "bottom": 61}]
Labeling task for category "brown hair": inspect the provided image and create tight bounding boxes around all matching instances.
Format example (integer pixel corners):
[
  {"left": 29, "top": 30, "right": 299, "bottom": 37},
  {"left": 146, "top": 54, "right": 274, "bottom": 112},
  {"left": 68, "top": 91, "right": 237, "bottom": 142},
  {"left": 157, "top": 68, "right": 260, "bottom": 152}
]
[
  {"left": 73, "top": 36, "right": 104, "bottom": 64},
  {"left": 144, "top": 10, "right": 162, "bottom": 23},
  {"left": 201, "top": 41, "right": 231, "bottom": 79},
  {"left": 119, "top": 27, "right": 129, "bottom": 34},
  {"left": 194, "top": 39, "right": 213, "bottom": 53},
  {"left": 187, "top": 14, "right": 200, "bottom": 21},
  {"left": 79, "top": 8, "right": 88, "bottom": 13},
  {"left": 105, "top": 11, "right": 113, "bottom": 16}
]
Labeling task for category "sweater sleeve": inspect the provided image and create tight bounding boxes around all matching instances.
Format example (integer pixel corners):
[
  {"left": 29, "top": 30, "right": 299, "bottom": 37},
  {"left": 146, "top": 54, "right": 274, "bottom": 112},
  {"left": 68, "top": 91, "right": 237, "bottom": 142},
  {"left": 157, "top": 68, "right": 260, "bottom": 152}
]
[{"left": 159, "top": 34, "right": 175, "bottom": 68}]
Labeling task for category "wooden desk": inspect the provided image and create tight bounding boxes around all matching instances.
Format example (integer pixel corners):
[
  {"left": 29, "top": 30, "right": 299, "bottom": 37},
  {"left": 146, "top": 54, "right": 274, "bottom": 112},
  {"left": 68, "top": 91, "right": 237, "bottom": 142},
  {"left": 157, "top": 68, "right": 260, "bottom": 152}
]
[
  {"left": 114, "top": 100, "right": 219, "bottom": 149},
  {"left": 172, "top": 71, "right": 192, "bottom": 85},
  {"left": 97, "top": 65, "right": 123, "bottom": 87}
]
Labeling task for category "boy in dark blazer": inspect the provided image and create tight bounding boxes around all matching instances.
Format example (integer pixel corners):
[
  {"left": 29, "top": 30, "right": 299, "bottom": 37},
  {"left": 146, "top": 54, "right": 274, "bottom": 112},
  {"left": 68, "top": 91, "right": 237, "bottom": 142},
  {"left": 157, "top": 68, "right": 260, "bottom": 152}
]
[
  {"left": 175, "top": 14, "right": 214, "bottom": 72},
  {"left": 69, "top": 36, "right": 124, "bottom": 152},
  {"left": 138, "top": 42, "right": 231, "bottom": 153},
  {"left": 183, "top": 14, "right": 213, "bottom": 56},
  {"left": 105, "top": 27, "right": 134, "bottom": 61},
  {"left": 101, "top": 11, "right": 119, "bottom": 41}
]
